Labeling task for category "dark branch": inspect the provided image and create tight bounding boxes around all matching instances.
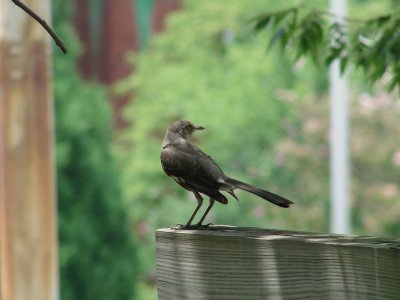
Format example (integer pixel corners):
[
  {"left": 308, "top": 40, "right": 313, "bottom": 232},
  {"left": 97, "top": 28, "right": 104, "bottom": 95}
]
[{"left": 11, "top": 0, "right": 67, "bottom": 54}]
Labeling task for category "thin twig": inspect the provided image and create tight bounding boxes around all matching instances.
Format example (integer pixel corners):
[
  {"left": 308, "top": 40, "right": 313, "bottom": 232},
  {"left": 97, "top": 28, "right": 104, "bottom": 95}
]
[{"left": 11, "top": 0, "right": 67, "bottom": 54}]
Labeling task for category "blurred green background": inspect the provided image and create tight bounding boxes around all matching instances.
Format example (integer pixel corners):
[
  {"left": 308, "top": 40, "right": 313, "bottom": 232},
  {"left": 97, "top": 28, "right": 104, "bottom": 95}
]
[{"left": 52, "top": 0, "right": 400, "bottom": 299}]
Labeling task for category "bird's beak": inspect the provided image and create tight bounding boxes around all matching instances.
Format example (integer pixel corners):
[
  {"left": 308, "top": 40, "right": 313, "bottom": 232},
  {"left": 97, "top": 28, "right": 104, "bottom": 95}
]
[{"left": 194, "top": 125, "right": 205, "bottom": 130}]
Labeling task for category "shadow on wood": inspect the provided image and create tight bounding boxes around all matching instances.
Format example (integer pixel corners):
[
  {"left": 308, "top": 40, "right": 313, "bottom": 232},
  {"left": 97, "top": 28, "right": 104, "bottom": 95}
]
[{"left": 156, "top": 226, "right": 400, "bottom": 299}]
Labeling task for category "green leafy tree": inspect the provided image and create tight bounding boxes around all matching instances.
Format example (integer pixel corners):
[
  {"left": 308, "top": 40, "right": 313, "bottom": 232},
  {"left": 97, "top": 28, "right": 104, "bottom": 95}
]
[
  {"left": 118, "top": 0, "right": 400, "bottom": 298},
  {"left": 52, "top": 2, "right": 138, "bottom": 299},
  {"left": 248, "top": 0, "right": 400, "bottom": 235},
  {"left": 117, "top": 0, "right": 326, "bottom": 295},
  {"left": 271, "top": 86, "right": 400, "bottom": 237},
  {"left": 250, "top": 0, "right": 400, "bottom": 91}
]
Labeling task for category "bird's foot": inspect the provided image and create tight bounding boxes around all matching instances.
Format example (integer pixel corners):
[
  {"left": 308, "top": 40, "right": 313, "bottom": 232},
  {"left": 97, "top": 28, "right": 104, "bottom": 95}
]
[
  {"left": 189, "top": 222, "right": 214, "bottom": 230},
  {"left": 169, "top": 224, "right": 186, "bottom": 230},
  {"left": 169, "top": 223, "right": 214, "bottom": 230},
  {"left": 196, "top": 222, "right": 213, "bottom": 228}
]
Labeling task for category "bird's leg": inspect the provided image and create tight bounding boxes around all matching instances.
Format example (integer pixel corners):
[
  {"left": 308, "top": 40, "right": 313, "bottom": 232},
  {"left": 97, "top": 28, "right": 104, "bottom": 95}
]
[
  {"left": 196, "top": 198, "right": 215, "bottom": 226},
  {"left": 185, "top": 192, "right": 203, "bottom": 227}
]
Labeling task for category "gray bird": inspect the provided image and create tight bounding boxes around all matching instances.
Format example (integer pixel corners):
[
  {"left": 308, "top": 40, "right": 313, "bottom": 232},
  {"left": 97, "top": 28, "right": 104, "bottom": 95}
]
[{"left": 160, "top": 120, "right": 293, "bottom": 228}]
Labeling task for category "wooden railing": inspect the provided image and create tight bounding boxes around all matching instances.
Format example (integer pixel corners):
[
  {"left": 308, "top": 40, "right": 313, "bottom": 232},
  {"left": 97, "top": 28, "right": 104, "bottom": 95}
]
[{"left": 156, "top": 226, "right": 400, "bottom": 299}]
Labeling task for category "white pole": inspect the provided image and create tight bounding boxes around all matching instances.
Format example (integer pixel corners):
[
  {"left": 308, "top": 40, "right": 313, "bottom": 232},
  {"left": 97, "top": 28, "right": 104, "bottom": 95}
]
[{"left": 329, "top": 0, "right": 350, "bottom": 234}]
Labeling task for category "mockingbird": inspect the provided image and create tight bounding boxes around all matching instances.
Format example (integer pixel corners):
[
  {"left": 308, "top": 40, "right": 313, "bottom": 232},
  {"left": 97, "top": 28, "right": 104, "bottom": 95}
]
[{"left": 160, "top": 120, "right": 293, "bottom": 228}]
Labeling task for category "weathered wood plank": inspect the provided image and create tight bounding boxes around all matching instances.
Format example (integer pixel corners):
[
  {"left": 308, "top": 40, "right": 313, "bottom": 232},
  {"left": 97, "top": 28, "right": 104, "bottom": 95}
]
[
  {"left": 156, "top": 226, "right": 400, "bottom": 300},
  {"left": 0, "top": 1, "right": 58, "bottom": 300}
]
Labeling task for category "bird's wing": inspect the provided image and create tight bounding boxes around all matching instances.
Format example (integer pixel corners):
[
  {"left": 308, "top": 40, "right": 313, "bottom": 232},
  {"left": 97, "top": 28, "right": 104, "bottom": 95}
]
[
  {"left": 190, "top": 144, "right": 224, "bottom": 173},
  {"left": 161, "top": 142, "right": 225, "bottom": 195}
]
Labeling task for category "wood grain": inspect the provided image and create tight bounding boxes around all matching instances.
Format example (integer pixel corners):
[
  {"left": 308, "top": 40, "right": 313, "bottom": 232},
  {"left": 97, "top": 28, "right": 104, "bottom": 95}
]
[
  {"left": 0, "top": 1, "right": 58, "bottom": 300},
  {"left": 156, "top": 226, "right": 400, "bottom": 300}
]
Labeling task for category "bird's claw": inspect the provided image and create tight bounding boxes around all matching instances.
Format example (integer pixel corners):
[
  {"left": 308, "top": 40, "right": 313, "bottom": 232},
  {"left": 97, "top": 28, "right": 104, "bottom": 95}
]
[
  {"left": 169, "top": 224, "right": 197, "bottom": 230},
  {"left": 169, "top": 223, "right": 214, "bottom": 230},
  {"left": 169, "top": 224, "right": 186, "bottom": 230},
  {"left": 197, "top": 222, "right": 213, "bottom": 228}
]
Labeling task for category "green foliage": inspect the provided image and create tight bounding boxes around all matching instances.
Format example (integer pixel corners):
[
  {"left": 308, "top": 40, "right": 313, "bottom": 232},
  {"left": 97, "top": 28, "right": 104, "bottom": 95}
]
[
  {"left": 249, "top": 0, "right": 400, "bottom": 236},
  {"left": 52, "top": 1, "right": 138, "bottom": 299},
  {"left": 350, "top": 90, "right": 400, "bottom": 237},
  {"left": 251, "top": 4, "right": 400, "bottom": 92},
  {"left": 117, "top": 0, "right": 327, "bottom": 291},
  {"left": 117, "top": 0, "right": 400, "bottom": 298}
]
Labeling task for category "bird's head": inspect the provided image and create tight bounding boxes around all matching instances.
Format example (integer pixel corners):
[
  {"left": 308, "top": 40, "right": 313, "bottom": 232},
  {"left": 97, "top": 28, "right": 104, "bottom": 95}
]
[{"left": 168, "top": 120, "right": 205, "bottom": 139}]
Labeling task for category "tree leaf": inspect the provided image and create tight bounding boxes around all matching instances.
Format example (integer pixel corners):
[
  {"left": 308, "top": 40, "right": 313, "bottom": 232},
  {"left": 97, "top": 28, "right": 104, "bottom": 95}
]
[
  {"left": 387, "top": 69, "right": 400, "bottom": 92},
  {"left": 252, "top": 5, "right": 400, "bottom": 92},
  {"left": 254, "top": 15, "right": 271, "bottom": 31},
  {"left": 325, "top": 47, "right": 342, "bottom": 66},
  {"left": 268, "top": 28, "right": 286, "bottom": 51},
  {"left": 373, "top": 14, "right": 392, "bottom": 26},
  {"left": 340, "top": 56, "right": 348, "bottom": 74},
  {"left": 310, "top": 18, "right": 324, "bottom": 45}
]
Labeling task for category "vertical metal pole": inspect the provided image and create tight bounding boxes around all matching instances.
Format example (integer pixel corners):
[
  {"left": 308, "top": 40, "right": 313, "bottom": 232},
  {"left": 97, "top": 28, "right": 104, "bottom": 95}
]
[{"left": 329, "top": 0, "right": 350, "bottom": 234}]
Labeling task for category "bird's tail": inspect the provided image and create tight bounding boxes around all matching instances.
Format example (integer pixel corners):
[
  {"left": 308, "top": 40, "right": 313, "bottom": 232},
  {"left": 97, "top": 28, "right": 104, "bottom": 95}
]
[{"left": 223, "top": 177, "right": 293, "bottom": 208}]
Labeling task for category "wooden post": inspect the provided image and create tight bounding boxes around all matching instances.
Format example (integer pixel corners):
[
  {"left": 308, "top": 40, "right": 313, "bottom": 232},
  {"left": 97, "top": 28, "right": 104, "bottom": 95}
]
[
  {"left": 156, "top": 226, "right": 400, "bottom": 299},
  {"left": 0, "top": 1, "right": 58, "bottom": 300}
]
